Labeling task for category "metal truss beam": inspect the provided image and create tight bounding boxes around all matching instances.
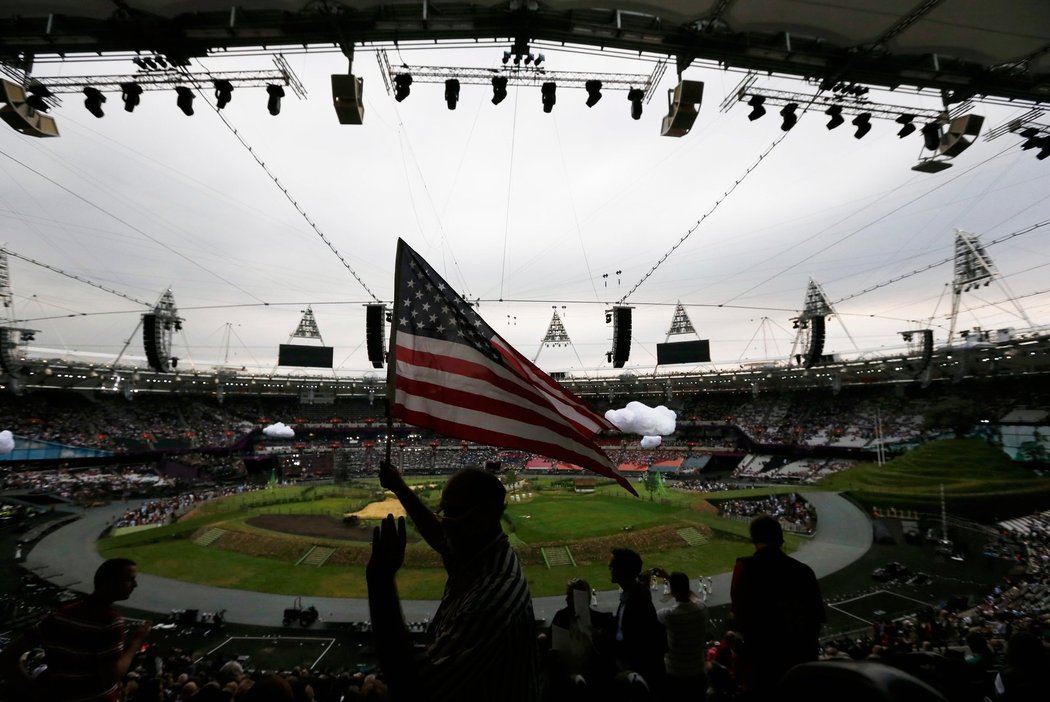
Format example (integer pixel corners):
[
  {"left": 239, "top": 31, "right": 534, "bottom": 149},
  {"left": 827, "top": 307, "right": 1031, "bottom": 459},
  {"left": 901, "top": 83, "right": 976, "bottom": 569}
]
[{"left": 725, "top": 83, "right": 944, "bottom": 122}]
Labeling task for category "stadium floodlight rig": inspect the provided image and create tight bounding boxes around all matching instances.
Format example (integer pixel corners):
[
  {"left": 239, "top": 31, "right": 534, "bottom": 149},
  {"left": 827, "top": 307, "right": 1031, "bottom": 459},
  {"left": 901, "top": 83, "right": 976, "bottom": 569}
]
[
  {"left": 0, "top": 251, "right": 37, "bottom": 392},
  {"left": 789, "top": 280, "right": 837, "bottom": 370},
  {"left": 534, "top": 307, "right": 573, "bottom": 363},
  {"left": 377, "top": 48, "right": 661, "bottom": 118},
  {"left": 947, "top": 231, "right": 1033, "bottom": 347},
  {"left": 0, "top": 55, "right": 304, "bottom": 132},
  {"left": 720, "top": 73, "right": 985, "bottom": 169},
  {"left": 983, "top": 108, "right": 1050, "bottom": 161}
]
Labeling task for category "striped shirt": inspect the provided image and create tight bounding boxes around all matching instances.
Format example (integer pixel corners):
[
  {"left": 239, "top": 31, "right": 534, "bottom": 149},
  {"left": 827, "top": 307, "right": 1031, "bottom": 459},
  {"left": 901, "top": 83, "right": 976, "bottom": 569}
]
[
  {"left": 417, "top": 533, "right": 539, "bottom": 702},
  {"left": 658, "top": 601, "right": 709, "bottom": 677},
  {"left": 36, "top": 596, "right": 126, "bottom": 702}
]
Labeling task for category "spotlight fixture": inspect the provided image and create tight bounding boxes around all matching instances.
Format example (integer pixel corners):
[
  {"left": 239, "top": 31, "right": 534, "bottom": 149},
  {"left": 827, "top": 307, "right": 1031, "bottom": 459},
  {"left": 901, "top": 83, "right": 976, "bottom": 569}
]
[
  {"left": 524, "top": 53, "right": 535, "bottom": 66},
  {"left": 502, "top": 51, "right": 511, "bottom": 65},
  {"left": 1020, "top": 127, "right": 1041, "bottom": 150},
  {"left": 779, "top": 102, "right": 799, "bottom": 131},
  {"left": 825, "top": 105, "right": 844, "bottom": 130},
  {"left": 175, "top": 86, "right": 195, "bottom": 116},
  {"left": 747, "top": 95, "right": 766, "bottom": 121},
  {"left": 120, "top": 82, "right": 143, "bottom": 112},
  {"left": 83, "top": 87, "right": 106, "bottom": 118},
  {"left": 627, "top": 87, "right": 644, "bottom": 120},
  {"left": 393, "top": 74, "right": 412, "bottom": 102},
  {"left": 895, "top": 114, "right": 916, "bottom": 138},
  {"left": 584, "top": 80, "right": 602, "bottom": 108},
  {"left": 921, "top": 121, "right": 942, "bottom": 151},
  {"left": 212, "top": 79, "right": 233, "bottom": 109},
  {"left": 142, "top": 57, "right": 158, "bottom": 70},
  {"left": 266, "top": 84, "right": 285, "bottom": 116},
  {"left": 444, "top": 78, "right": 460, "bottom": 110},
  {"left": 513, "top": 53, "right": 522, "bottom": 66},
  {"left": 491, "top": 76, "right": 508, "bottom": 105},
  {"left": 541, "top": 81, "right": 556, "bottom": 113},
  {"left": 1036, "top": 138, "right": 1050, "bottom": 161},
  {"left": 852, "top": 112, "right": 871, "bottom": 139},
  {"left": 25, "top": 84, "right": 52, "bottom": 112},
  {"left": 534, "top": 54, "right": 545, "bottom": 67},
  {"left": 133, "top": 57, "right": 147, "bottom": 70}
]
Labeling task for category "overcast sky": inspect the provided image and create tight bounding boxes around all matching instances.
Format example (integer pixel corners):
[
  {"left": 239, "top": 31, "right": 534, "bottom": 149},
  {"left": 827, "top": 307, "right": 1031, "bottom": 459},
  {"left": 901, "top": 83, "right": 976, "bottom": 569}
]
[{"left": 3, "top": 43, "right": 1049, "bottom": 377}]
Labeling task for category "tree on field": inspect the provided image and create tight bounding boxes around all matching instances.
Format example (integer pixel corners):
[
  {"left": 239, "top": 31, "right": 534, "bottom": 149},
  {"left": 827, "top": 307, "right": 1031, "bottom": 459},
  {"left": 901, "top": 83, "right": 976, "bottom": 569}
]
[
  {"left": 922, "top": 398, "right": 981, "bottom": 438},
  {"left": 642, "top": 470, "right": 666, "bottom": 502}
]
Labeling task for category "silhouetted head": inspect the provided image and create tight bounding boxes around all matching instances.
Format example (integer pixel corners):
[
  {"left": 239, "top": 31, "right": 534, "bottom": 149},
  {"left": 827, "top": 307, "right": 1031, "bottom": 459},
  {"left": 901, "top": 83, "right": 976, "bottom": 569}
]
[
  {"left": 93, "top": 558, "right": 138, "bottom": 602},
  {"left": 668, "top": 571, "right": 692, "bottom": 601},
  {"left": 749, "top": 514, "right": 784, "bottom": 548},
  {"left": 565, "top": 577, "right": 591, "bottom": 611},
  {"left": 609, "top": 548, "right": 643, "bottom": 587},
  {"left": 438, "top": 467, "right": 507, "bottom": 554}
]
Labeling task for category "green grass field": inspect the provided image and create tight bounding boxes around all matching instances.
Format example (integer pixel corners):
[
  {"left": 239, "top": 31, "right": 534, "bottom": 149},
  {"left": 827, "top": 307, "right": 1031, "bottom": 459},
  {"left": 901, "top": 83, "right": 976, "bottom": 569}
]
[
  {"left": 818, "top": 438, "right": 1050, "bottom": 520},
  {"left": 100, "top": 478, "right": 791, "bottom": 598}
]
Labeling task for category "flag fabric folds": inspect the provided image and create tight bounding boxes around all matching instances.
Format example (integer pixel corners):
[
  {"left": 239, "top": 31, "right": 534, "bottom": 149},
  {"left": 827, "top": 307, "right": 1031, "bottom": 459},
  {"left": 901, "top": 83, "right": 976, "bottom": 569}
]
[{"left": 387, "top": 238, "right": 637, "bottom": 496}]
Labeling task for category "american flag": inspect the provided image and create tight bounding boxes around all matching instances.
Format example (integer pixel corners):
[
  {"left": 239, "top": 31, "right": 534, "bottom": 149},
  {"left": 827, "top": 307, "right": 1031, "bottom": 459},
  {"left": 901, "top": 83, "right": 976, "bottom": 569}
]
[{"left": 387, "top": 238, "right": 637, "bottom": 496}]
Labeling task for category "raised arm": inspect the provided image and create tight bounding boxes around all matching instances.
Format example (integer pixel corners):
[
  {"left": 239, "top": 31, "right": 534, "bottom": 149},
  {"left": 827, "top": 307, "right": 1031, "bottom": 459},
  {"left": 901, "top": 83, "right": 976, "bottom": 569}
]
[{"left": 379, "top": 460, "right": 446, "bottom": 553}]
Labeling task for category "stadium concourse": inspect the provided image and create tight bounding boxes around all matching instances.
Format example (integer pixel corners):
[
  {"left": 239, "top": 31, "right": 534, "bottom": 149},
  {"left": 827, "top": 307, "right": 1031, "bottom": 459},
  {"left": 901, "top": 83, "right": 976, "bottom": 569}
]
[{"left": 24, "top": 491, "right": 871, "bottom": 625}]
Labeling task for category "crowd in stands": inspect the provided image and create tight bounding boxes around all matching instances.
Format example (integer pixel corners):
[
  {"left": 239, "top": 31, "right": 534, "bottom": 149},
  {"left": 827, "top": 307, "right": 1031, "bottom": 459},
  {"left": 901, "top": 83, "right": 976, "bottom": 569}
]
[
  {"left": 717, "top": 494, "right": 816, "bottom": 533},
  {"left": 111, "top": 486, "right": 261, "bottom": 529}
]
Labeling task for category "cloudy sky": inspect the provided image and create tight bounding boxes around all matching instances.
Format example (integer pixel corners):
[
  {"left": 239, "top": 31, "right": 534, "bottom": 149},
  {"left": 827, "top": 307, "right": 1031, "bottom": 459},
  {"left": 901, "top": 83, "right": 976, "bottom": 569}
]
[{"left": 3, "top": 42, "right": 1049, "bottom": 377}]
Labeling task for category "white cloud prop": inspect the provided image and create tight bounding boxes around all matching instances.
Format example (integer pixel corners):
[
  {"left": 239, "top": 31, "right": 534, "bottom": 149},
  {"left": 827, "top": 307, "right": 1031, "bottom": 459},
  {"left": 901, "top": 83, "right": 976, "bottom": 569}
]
[
  {"left": 0, "top": 430, "right": 13, "bottom": 454},
  {"left": 640, "top": 435, "right": 663, "bottom": 449},
  {"left": 605, "top": 401, "right": 677, "bottom": 436},
  {"left": 262, "top": 422, "right": 295, "bottom": 439}
]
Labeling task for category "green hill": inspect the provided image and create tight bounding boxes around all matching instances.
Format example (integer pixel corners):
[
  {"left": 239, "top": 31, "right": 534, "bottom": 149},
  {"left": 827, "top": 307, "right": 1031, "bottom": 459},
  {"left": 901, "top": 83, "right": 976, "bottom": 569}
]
[{"left": 818, "top": 438, "right": 1050, "bottom": 521}]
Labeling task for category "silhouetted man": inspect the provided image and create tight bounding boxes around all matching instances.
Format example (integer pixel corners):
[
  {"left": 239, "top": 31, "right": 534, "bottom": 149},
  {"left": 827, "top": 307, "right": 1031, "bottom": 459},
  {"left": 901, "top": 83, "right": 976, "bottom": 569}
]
[
  {"left": 730, "top": 515, "right": 824, "bottom": 700},
  {"left": 607, "top": 547, "right": 666, "bottom": 692},
  {"left": 368, "top": 463, "right": 538, "bottom": 701},
  {"left": 3, "top": 558, "right": 151, "bottom": 702}
]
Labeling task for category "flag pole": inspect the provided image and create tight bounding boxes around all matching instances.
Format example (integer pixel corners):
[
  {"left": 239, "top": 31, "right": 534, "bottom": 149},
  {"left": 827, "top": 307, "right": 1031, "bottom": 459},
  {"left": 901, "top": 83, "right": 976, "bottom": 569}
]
[{"left": 384, "top": 239, "right": 405, "bottom": 469}]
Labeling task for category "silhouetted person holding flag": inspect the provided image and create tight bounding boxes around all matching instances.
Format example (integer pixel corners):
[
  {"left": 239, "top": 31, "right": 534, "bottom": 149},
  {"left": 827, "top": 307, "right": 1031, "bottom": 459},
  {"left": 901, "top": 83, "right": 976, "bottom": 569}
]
[{"left": 368, "top": 463, "right": 538, "bottom": 701}]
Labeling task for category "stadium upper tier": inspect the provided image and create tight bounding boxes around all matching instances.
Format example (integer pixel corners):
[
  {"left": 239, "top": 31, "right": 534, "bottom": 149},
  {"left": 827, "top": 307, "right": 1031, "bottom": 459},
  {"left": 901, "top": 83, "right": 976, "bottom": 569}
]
[{"left": 6, "top": 327, "right": 1050, "bottom": 400}]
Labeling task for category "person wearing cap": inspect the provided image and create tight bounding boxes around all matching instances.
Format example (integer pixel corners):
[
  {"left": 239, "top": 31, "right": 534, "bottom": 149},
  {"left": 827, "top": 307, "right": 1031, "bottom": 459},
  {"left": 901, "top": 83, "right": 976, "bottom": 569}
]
[
  {"left": 656, "top": 571, "right": 709, "bottom": 700},
  {"left": 730, "top": 514, "right": 824, "bottom": 700}
]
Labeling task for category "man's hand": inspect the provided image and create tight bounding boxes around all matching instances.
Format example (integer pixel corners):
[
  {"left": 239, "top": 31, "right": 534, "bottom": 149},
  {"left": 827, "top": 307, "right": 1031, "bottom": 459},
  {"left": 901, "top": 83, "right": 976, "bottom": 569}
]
[
  {"left": 367, "top": 514, "right": 406, "bottom": 582},
  {"left": 130, "top": 621, "right": 152, "bottom": 645},
  {"left": 379, "top": 460, "right": 404, "bottom": 493}
]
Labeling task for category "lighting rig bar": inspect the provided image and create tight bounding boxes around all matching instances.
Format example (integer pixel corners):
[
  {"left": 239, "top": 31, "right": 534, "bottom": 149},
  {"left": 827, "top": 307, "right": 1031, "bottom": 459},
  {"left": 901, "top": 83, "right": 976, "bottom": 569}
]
[
  {"left": 28, "top": 68, "right": 296, "bottom": 97},
  {"left": 721, "top": 84, "right": 944, "bottom": 122},
  {"left": 380, "top": 53, "right": 661, "bottom": 98}
]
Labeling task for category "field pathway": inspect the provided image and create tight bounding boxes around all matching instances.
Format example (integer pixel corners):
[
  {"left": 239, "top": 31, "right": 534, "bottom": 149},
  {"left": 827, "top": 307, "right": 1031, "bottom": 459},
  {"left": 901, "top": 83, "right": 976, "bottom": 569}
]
[{"left": 25, "top": 490, "right": 871, "bottom": 625}]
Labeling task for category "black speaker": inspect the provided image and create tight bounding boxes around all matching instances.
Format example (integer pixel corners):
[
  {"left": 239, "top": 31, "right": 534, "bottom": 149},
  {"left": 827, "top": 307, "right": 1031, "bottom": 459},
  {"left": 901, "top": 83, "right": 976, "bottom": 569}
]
[
  {"left": 611, "top": 306, "right": 632, "bottom": 368},
  {"left": 142, "top": 313, "right": 164, "bottom": 372},
  {"left": 919, "top": 329, "right": 934, "bottom": 370},
  {"left": 804, "top": 315, "right": 826, "bottom": 368},
  {"left": 366, "top": 304, "right": 386, "bottom": 369}
]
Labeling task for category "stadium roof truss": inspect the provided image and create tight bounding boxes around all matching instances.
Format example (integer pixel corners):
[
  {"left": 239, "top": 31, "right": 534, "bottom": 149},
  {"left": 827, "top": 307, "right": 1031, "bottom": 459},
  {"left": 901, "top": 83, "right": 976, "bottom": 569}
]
[{"left": 1, "top": 2, "right": 1048, "bottom": 106}]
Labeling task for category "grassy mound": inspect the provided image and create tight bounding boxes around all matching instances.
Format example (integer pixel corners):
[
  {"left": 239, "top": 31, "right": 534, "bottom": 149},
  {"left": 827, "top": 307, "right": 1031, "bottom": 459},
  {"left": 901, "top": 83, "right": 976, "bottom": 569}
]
[{"left": 818, "top": 438, "right": 1050, "bottom": 520}]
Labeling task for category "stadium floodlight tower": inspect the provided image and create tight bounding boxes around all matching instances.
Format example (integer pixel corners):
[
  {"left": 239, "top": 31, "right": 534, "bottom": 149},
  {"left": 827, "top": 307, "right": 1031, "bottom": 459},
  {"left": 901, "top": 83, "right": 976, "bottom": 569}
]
[
  {"left": 141, "top": 289, "right": 183, "bottom": 373},
  {"left": 947, "top": 231, "right": 1032, "bottom": 346},
  {"left": 789, "top": 280, "right": 839, "bottom": 369},
  {"left": 534, "top": 307, "right": 573, "bottom": 364},
  {"left": 0, "top": 251, "right": 37, "bottom": 393}
]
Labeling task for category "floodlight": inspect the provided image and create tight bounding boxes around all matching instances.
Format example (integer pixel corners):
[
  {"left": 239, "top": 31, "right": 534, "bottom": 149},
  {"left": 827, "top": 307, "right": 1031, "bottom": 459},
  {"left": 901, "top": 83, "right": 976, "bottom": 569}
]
[
  {"left": 584, "top": 80, "right": 602, "bottom": 108},
  {"left": 747, "top": 95, "right": 765, "bottom": 121},
  {"left": 1020, "top": 127, "right": 1041, "bottom": 149},
  {"left": 491, "top": 76, "right": 508, "bottom": 105},
  {"left": 444, "top": 79, "right": 460, "bottom": 110},
  {"left": 121, "top": 82, "right": 143, "bottom": 112},
  {"left": 541, "top": 82, "right": 556, "bottom": 113},
  {"left": 524, "top": 53, "right": 535, "bottom": 65},
  {"left": 502, "top": 51, "right": 511, "bottom": 65},
  {"left": 895, "top": 114, "right": 916, "bottom": 138},
  {"left": 25, "top": 84, "right": 52, "bottom": 112},
  {"left": 779, "top": 102, "right": 799, "bottom": 131},
  {"left": 921, "top": 122, "right": 942, "bottom": 151},
  {"left": 1034, "top": 137, "right": 1050, "bottom": 160},
  {"left": 627, "top": 88, "right": 644, "bottom": 120},
  {"left": 852, "top": 112, "right": 871, "bottom": 139},
  {"left": 266, "top": 84, "right": 285, "bottom": 116},
  {"left": 534, "top": 54, "right": 545, "bottom": 66},
  {"left": 175, "top": 86, "right": 195, "bottom": 116},
  {"left": 155, "top": 56, "right": 168, "bottom": 69},
  {"left": 825, "top": 105, "right": 844, "bottom": 130},
  {"left": 212, "top": 79, "right": 233, "bottom": 109},
  {"left": 393, "top": 74, "right": 412, "bottom": 102},
  {"left": 83, "top": 87, "right": 106, "bottom": 118}
]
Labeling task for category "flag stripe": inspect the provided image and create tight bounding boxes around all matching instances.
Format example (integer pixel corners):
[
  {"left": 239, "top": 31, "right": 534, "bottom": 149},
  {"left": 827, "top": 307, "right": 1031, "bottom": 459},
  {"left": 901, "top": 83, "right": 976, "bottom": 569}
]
[
  {"left": 395, "top": 334, "right": 605, "bottom": 438},
  {"left": 491, "top": 336, "right": 618, "bottom": 433},
  {"left": 393, "top": 397, "right": 622, "bottom": 477}
]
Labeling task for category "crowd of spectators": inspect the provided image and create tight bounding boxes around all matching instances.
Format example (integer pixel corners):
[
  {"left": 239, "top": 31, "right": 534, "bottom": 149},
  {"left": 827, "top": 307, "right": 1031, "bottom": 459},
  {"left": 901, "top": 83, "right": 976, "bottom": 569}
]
[
  {"left": 111, "top": 485, "right": 261, "bottom": 529},
  {"left": 717, "top": 494, "right": 816, "bottom": 533}
]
